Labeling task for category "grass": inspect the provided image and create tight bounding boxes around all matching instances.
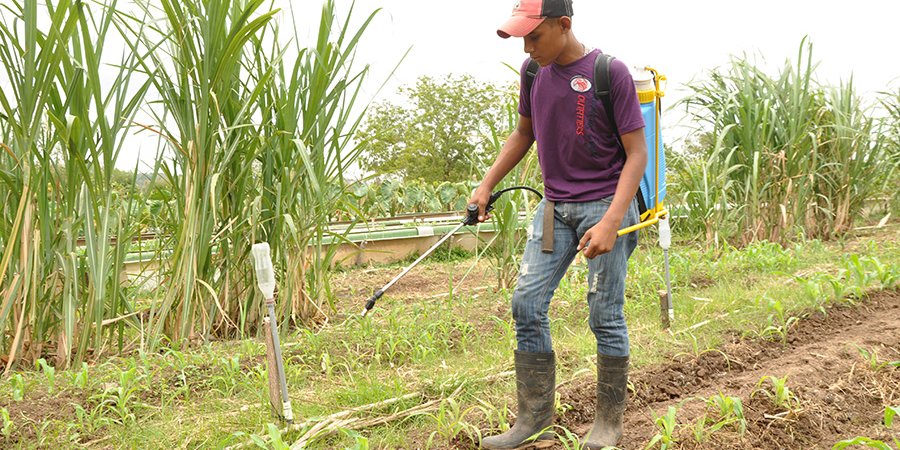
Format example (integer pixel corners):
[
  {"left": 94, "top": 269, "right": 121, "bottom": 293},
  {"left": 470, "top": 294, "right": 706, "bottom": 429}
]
[{"left": 0, "top": 223, "right": 896, "bottom": 448}]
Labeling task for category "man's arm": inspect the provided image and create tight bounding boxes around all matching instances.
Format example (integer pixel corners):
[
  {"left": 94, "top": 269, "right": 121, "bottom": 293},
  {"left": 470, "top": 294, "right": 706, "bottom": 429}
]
[
  {"left": 469, "top": 115, "right": 535, "bottom": 221},
  {"left": 577, "top": 128, "right": 648, "bottom": 258}
]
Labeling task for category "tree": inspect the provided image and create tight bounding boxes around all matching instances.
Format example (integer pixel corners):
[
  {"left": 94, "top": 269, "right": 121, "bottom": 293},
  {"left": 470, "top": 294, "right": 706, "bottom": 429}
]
[{"left": 357, "top": 75, "right": 516, "bottom": 182}]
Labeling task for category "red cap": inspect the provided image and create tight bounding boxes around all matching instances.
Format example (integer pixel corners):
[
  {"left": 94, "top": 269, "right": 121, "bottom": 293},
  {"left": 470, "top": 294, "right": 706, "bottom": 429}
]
[{"left": 497, "top": 0, "right": 574, "bottom": 39}]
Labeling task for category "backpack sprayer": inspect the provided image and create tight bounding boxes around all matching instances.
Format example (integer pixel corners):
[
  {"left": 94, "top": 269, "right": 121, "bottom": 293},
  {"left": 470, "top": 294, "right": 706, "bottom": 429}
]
[
  {"left": 362, "top": 61, "right": 672, "bottom": 325},
  {"left": 361, "top": 186, "right": 543, "bottom": 317}
]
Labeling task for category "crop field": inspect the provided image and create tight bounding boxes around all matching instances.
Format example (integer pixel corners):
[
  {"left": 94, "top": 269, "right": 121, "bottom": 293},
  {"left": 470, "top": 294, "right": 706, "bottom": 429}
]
[{"left": 0, "top": 225, "right": 897, "bottom": 449}]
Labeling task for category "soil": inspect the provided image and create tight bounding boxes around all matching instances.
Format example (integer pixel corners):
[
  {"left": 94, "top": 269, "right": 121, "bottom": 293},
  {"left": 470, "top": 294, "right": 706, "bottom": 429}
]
[{"left": 462, "top": 289, "right": 900, "bottom": 449}]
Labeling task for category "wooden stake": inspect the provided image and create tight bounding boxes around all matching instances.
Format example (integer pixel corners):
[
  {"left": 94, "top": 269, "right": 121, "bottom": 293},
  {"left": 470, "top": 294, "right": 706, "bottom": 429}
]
[
  {"left": 263, "top": 317, "right": 281, "bottom": 417},
  {"left": 659, "top": 290, "right": 671, "bottom": 330}
]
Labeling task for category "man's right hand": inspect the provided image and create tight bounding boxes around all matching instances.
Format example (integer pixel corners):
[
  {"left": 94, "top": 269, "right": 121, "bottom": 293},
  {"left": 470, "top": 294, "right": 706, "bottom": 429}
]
[{"left": 468, "top": 187, "right": 492, "bottom": 223}]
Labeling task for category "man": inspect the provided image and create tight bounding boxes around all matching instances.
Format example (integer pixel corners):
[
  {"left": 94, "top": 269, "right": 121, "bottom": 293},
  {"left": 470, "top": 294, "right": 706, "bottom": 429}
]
[{"left": 470, "top": 0, "right": 648, "bottom": 448}]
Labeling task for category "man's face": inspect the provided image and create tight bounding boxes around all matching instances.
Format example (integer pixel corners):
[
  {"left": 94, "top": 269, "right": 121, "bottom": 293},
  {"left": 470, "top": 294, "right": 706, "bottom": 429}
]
[{"left": 523, "top": 18, "right": 567, "bottom": 66}]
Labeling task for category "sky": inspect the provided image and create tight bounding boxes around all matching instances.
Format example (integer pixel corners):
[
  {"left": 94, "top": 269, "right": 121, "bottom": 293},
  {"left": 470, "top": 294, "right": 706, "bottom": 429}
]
[
  {"left": 4, "top": 0, "right": 899, "bottom": 169},
  {"left": 283, "top": 0, "right": 900, "bottom": 109}
]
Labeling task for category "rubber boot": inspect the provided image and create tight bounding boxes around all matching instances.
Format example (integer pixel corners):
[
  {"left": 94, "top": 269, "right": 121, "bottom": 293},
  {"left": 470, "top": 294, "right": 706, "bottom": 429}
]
[
  {"left": 582, "top": 354, "right": 629, "bottom": 449},
  {"left": 481, "top": 351, "right": 556, "bottom": 449}
]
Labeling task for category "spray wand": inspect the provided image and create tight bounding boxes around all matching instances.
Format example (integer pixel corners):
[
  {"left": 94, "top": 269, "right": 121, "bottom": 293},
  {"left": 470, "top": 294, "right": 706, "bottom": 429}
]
[{"left": 361, "top": 186, "right": 542, "bottom": 317}]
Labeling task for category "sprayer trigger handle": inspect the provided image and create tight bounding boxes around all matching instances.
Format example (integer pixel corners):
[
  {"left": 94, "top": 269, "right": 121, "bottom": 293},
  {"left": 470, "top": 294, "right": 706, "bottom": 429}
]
[{"left": 464, "top": 204, "right": 479, "bottom": 225}]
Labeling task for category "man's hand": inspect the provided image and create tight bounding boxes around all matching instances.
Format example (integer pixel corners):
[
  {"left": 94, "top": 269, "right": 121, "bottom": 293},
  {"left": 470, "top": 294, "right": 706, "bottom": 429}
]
[
  {"left": 467, "top": 187, "right": 492, "bottom": 223},
  {"left": 577, "top": 217, "right": 618, "bottom": 259}
]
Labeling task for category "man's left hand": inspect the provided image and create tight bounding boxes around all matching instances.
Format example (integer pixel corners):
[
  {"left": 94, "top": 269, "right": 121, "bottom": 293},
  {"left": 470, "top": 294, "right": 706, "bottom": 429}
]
[{"left": 577, "top": 218, "right": 618, "bottom": 259}]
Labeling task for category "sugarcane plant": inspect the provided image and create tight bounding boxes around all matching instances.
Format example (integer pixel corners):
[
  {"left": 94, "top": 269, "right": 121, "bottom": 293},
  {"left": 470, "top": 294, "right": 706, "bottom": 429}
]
[{"left": 0, "top": 0, "right": 154, "bottom": 369}]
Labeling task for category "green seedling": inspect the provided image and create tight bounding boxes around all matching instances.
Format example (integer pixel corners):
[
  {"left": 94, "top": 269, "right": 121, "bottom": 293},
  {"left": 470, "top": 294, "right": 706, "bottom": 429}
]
[
  {"left": 856, "top": 347, "right": 900, "bottom": 371},
  {"left": 211, "top": 355, "right": 242, "bottom": 396},
  {"left": 67, "top": 362, "right": 90, "bottom": 390},
  {"left": 832, "top": 437, "right": 892, "bottom": 450},
  {"left": 550, "top": 425, "right": 585, "bottom": 450},
  {"left": 338, "top": 428, "right": 370, "bottom": 450},
  {"left": 475, "top": 399, "right": 511, "bottom": 433},
  {"left": 707, "top": 393, "right": 747, "bottom": 435},
  {"left": 555, "top": 391, "right": 574, "bottom": 416},
  {"left": 645, "top": 405, "right": 678, "bottom": 450},
  {"left": 1, "top": 407, "right": 14, "bottom": 437},
  {"left": 757, "top": 298, "right": 799, "bottom": 345},
  {"left": 72, "top": 403, "right": 110, "bottom": 437},
  {"left": 675, "top": 332, "right": 730, "bottom": 363},
  {"left": 10, "top": 374, "right": 24, "bottom": 401},
  {"left": 885, "top": 405, "right": 899, "bottom": 428},
  {"left": 35, "top": 358, "right": 56, "bottom": 394},
  {"left": 753, "top": 375, "right": 800, "bottom": 411},
  {"left": 421, "top": 397, "right": 482, "bottom": 447},
  {"left": 93, "top": 367, "right": 143, "bottom": 425},
  {"left": 242, "top": 423, "right": 290, "bottom": 450}
]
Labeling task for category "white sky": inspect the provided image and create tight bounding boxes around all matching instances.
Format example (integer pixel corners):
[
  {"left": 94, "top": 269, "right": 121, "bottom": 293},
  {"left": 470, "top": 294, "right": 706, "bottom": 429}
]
[
  {"left": 3, "top": 0, "right": 898, "bottom": 169},
  {"left": 289, "top": 0, "right": 900, "bottom": 102},
  {"left": 250, "top": 0, "right": 899, "bottom": 173}
]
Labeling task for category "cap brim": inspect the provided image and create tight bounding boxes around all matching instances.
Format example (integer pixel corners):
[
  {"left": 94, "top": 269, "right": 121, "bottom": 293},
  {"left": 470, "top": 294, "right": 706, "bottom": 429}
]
[{"left": 497, "top": 16, "right": 544, "bottom": 39}]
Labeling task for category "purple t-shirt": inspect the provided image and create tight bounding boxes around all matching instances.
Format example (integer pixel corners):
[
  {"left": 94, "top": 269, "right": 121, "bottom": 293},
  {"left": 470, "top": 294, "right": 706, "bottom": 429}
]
[{"left": 519, "top": 49, "right": 644, "bottom": 202}]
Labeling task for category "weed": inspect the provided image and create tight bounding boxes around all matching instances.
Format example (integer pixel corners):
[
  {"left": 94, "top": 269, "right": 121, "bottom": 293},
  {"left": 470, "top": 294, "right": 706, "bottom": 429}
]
[
  {"left": 646, "top": 405, "right": 678, "bottom": 449},
  {"left": 550, "top": 424, "right": 584, "bottom": 449},
  {"left": 211, "top": 356, "right": 242, "bottom": 396},
  {"left": 1, "top": 407, "right": 13, "bottom": 437},
  {"left": 420, "top": 397, "right": 482, "bottom": 447},
  {"left": 476, "top": 399, "right": 510, "bottom": 434}
]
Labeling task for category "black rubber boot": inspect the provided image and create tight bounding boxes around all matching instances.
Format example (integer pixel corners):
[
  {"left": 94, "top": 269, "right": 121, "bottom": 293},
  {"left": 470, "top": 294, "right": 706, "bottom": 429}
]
[
  {"left": 481, "top": 351, "right": 556, "bottom": 449},
  {"left": 582, "top": 354, "right": 629, "bottom": 450}
]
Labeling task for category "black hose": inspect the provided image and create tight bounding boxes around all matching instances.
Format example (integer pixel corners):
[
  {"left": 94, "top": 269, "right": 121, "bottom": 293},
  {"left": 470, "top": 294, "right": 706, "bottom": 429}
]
[{"left": 463, "top": 186, "right": 543, "bottom": 225}]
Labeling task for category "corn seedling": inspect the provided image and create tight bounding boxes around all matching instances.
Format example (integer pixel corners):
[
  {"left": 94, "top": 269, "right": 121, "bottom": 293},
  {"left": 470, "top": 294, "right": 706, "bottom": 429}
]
[
  {"left": 675, "top": 332, "right": 730, "bottom": 363},
  {"left": 239, "top": 423, "right": 291, "bottom": 450},
  {"left": 67, "top": 362, "right": 90, "bottom": 390},
  {"left": 10, "top": 374, "right": 24, "bottom": 401},
  {"left": 338, "top": 428, "right": 370, "bottom": 450},
  {"left": 645, "top": 405, "right": 679, "bottom": 450},
  {"left": 832, "top": 437, "right": 893, "bottom": 450},
  {"left": 857, "top": 347, "right": 900, "bottom": 372},
  {"left": 753, "top": 375, "right": 800, "bottom": 412},
  {"left": 702, "top": 393, "right": 747, "bottom": 436},
  {"left": 476, "top": 399, "right": 511, "bottom": 434},
  {"left": 757, "top": 298, "right": 799, "bottom": 345},
  {"left": 885, "top": 405, "right": 899, "bottom": 428},
  {"left": 93, "top": 367, "right": 142, "bottom": 425},
  {"left": 34, "top": 358, "right": 56, "bottom": 394},
  {"left": 71, "top": 403, "right": 110, "bottom": 437}
]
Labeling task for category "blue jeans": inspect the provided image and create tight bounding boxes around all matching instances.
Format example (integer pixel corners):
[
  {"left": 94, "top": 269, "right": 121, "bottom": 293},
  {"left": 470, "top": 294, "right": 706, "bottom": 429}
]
[{"left": 511, "top": 197, "right": 639, "bottom": 357}]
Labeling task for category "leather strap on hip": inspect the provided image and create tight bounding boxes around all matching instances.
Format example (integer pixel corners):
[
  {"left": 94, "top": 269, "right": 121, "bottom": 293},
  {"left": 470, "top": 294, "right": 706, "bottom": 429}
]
[{"left": 542, "top": 201, "right": 555, "bottom": 254}]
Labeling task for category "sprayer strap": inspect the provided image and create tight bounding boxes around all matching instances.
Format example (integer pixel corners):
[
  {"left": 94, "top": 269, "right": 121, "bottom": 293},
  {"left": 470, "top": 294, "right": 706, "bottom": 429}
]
[{"left": 542, "top": 201, "right": 555, "bottom": 253}]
